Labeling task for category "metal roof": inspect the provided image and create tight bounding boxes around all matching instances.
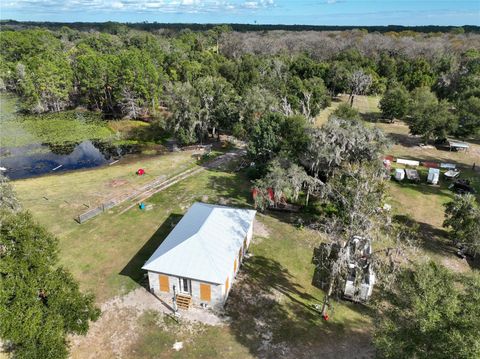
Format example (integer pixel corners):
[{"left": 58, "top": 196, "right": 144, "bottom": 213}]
[
  {"left": 448, "top": 140, "right": 469, "bottom": 148},
  {"left": 142, "top": 203, "right": 256, "bottom": 284}
]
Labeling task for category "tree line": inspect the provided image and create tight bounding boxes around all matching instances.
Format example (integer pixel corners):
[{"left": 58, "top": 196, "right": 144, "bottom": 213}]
[{"left": 1, "top": 26, "right": 479, "bottom": 145}]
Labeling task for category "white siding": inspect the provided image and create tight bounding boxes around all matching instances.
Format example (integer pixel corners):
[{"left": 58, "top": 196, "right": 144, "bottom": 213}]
[{"left": 246, "top": 221, "right": 253, "bottom": 248}]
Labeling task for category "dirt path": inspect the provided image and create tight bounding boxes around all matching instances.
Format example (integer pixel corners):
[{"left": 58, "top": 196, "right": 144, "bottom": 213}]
[{"left": 69, "top": 287, "right": 224, "bottom": 359}]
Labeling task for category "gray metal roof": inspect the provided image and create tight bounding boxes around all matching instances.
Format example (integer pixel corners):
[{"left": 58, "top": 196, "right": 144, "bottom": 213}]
[
  {"left": 448, "top": 140, "right": 469, "bottom": 148},
  {"left": 142, "top": 203, "right": 256, "bottom": 284}
]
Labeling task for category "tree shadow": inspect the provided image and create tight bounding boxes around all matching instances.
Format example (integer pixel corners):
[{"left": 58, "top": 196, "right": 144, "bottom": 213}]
[
  {"left": 386, "top": 132, "right": 421, "bottom": 148},
  {"left": 119, "top": 213, "right": 183, "bottom": 287},
  {"left": 399, "top": 214, "right": 454, "bottom": 256},
  {"left": 360, "top": 112, "right": 382, "bottom": 123},
  {"left": 225, "top": 255, "right": 370, "bottom": 358}
]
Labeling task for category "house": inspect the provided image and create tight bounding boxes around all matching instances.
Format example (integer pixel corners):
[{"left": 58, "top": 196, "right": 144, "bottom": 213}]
[{"left": 142, "top": 202, "right": 256, "bottom": 310}]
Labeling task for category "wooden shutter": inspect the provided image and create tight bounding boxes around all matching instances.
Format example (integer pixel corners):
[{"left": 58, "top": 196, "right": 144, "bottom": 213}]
[
  {"left": 234, "top": 258, "right": 237, "bottom": 272},
  {"left": 200, "top": 283, "right": 211, "bottom": 301},
  {"left": 159, "top": 275, "right": 169, "bottom": 292},
  {"left": 225, "top": 277, "right": 229, "bottom": 293}
]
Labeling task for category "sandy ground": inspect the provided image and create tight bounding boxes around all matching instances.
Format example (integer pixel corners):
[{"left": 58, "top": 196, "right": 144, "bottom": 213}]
[{"left": 69, "top": 287, "right": 224, "bottom": 359}]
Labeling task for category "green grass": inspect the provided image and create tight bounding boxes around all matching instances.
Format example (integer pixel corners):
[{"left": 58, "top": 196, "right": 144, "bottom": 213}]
[
  {"left": 315, "top": 94, "right": 381, "bottom": 127},
  {"left": 1, "top": 110, "right": 114, "bottom": 147}
]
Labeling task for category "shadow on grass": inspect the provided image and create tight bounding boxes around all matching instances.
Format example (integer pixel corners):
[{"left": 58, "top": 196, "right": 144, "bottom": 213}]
[
  {"left": 119, "top": 213, "right": 183, "bottom": 287},
  {"left": 225, "top": 255, "right": 369, "bottom": 358},
  {"left": 361, "top": 112, "right": 382, "bottom": 123},
  {"left": 386, "top": 132, "right": 421, "bottom": 148},
  {"left": 392, "top": 214, "right": 471, "bottom": 265}
]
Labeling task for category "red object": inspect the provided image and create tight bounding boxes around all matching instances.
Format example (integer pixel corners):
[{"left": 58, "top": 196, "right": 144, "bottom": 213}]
[
  {"left": 384, "top": 155, "right": 394, "bottom": 162},
  {"left": 322, "top": 313, "right": 329, "bottom": 321},
  {"left": 422, "top": 161, "right": 439, "bottom": 168},
  {"left": 251, "top": 188, "right": 258, "bottom": 199},
  {"left": 267, "top": 188, "right": 274, "bottom": 201},
  {"left": 137, "top": 168, "right": 145, "bottom": 175}
]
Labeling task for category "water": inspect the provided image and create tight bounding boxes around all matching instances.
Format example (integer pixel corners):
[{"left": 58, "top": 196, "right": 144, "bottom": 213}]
[{"left": 0, "top": 93, "right": 134, "bottom": 180}]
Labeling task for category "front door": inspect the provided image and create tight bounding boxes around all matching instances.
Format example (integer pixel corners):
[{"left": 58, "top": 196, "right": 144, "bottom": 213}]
[{"left": 178, "top": 277, "right": 191, "bottom": 294}]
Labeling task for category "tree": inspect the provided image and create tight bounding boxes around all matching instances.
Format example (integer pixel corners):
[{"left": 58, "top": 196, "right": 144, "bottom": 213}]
[
  {"left": 0, "top": 175, "right": 20, "bottom": 212},
  {"left": 164, "top": 81, "right": 201, "bottom": 145},
  {"left": 303, "top": 118, "right": 390, "bottom": 177},
  {"left": 312, "top": 162, "right": 412, "bottom": 317},
  {"left": 407, "top": 87, "right": 456, "bottom": 142},
  {"left": 247, "top": 112, "right": 284, "bottom": 164},
  {"left": 252, "top": 158, "right": 319, "bottom": 210},
  {"left": 0, "top": 181, "right": 99, "bottom": 358},
  {"left": 374, "top": 261, "right": 480, "bottom": 359},
  {"left": 347, "top": 70, "right": 372, "bottom": 106},
  {"left": 237, "top": 86, "right": 279, "bottom": 138},
  {"left": 443, "top": 194, "right": 480, "bottom": 256},
  {"left": 330, "top": 103, "right": 361, "bottom": 121},
  {"left": 456, "top": 96, "right": 480, "bottom": 137},
  {"left": 380, "top": 85, "right": 409, "bottom": 122}
]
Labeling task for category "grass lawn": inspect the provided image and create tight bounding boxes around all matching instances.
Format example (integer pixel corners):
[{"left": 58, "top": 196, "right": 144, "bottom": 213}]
[{"left": 315, "top": 94, "right": 381, "bottom": 127}]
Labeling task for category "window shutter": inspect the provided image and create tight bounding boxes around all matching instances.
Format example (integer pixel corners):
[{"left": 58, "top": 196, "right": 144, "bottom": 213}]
[
  {"left": 159, "top": 275, "right": 169, "bottom": 292},
  {"left": 200, "top": 283, "right": 211, "bottom": 301}
]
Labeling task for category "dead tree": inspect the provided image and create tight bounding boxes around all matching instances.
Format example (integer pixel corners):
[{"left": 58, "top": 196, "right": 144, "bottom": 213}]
[{"left": 348, "top": 70, "right": 372, "bottom": 107}]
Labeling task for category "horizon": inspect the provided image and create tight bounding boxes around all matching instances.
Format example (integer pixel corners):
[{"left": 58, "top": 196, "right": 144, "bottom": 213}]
[{"left": 1, "top": 0, "right": 479, "bottom": 26}]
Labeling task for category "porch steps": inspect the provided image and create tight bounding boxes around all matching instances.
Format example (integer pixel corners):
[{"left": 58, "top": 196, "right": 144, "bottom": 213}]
[{"left": 176, "top": 294, "right": 192, "bottom": 310}]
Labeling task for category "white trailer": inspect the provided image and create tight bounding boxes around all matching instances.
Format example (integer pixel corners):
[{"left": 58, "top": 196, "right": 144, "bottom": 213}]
[
  {"left": 395, "top": 168, "right": 405, "bottom": 181},
  {"left": 427, "top": 168, "right": 440, "bottom": 185}
]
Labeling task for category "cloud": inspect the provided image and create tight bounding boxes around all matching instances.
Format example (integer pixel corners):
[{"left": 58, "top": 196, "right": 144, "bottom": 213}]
[{"left": 2, "top": 0, "right": 275, "bottom": 14}]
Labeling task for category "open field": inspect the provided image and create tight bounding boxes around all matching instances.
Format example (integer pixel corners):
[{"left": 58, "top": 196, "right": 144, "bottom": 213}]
[{"left": 315, "top": 94, "right": 381, "bottom": 127}]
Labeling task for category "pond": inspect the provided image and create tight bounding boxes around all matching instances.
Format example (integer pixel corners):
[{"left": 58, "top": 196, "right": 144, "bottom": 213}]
[{"left": 0, "top": 93, "right": 135, "bottom": 180}]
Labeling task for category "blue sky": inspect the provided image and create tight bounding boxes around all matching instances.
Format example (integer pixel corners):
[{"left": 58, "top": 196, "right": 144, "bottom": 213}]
[{"left": 1, "top": 0, "right": 479, "bottom": 25}]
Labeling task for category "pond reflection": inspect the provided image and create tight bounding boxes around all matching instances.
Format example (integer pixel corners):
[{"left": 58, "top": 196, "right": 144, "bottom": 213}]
[{"left": 0, "top": 140, "right": 135, "bottom": 180}]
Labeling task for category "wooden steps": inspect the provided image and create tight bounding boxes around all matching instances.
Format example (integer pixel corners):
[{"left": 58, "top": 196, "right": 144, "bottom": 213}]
[{"left": 175, "top": 294, "right": 192, "bottom": 310}]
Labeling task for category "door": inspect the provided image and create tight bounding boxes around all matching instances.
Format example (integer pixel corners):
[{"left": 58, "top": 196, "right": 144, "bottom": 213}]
[{"left": 178, "top": 277, "right": 191, "bottom": 294}]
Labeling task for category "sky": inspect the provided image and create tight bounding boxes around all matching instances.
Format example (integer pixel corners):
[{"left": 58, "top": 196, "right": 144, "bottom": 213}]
[{"left": 1, "top": 0, "right": 479, "bottom": 26}]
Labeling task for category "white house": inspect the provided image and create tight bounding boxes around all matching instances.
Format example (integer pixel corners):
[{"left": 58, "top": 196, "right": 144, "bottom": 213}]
[{"left": 142, "top": 202, "right": 256, "bottom": 310}]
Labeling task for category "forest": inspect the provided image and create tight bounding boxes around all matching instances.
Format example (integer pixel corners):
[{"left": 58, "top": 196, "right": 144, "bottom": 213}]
[{"left": 1, "top": 25, "right": 479, "bottom": 146}]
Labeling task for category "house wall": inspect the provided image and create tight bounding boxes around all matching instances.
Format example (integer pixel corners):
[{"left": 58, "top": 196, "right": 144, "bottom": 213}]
[
  {"left": 221, "top": 220, "right": 254, "bottom": 303},
  {"left": 147, "top": 271, "right": 224, "bottom": 309},
  {"left": 147, "top": 219, "right": 255, "bottom": 309}
]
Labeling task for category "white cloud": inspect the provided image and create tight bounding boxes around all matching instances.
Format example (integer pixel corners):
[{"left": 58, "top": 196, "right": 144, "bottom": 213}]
[{"left": 2, "top": 0, "right": 275, "bottom": 14}]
